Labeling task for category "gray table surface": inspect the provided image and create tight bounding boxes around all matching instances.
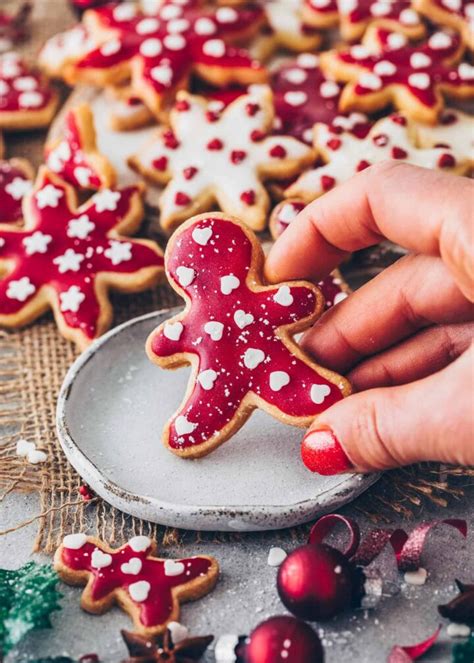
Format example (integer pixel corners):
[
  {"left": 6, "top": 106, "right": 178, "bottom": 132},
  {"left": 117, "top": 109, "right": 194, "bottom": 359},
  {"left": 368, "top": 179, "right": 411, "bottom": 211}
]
[{"left": 2, "top": 487, "right": 473, "bottom": 663}]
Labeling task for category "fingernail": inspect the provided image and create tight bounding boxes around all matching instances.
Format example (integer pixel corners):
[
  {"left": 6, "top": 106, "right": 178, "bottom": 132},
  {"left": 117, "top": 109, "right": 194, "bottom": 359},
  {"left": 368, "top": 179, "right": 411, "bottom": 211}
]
[{"left": 301, "top": 426, "right": 354, "bottom": 475}]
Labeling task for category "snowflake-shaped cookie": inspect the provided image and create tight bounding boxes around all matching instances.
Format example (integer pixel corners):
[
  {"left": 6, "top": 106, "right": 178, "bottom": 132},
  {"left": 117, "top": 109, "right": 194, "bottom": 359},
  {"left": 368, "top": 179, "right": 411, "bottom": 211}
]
[
  {"left": 321, "top": 27, "right": 474, "bottom": 123},
  {"left": 0, "top": 51, "right": 58, "bottom": 130},
  {"left": 272, "top": 52, "right": 372, "bottom": 144},
  {"left": 302, "top": 0, "right": 425, "bottom": 41},
  {"left": 45, "top": 104, "right": 116, "bottom": 190},
  {"left": 55, "top": 533, "right": 219, "bottom": 635},
  {"left": 40, "top": 0, "right": 267, "bottom": 119},
  {"left": 0, "top": 169, "right": 164, "bottom": 349},
  {"left": 415, "top": 0, "right": 474, "bottom": 50},
  {"left": 147, "top": 213, "right": 350, "bottom": 458},
  {"left": 252, "top": 0, "right": 322, "bottom": 61},
  {"left": 286, "top": 112, "right": 470, "bottom": 202},
  {"left": 129, "top": 86, "right": 314, "bottom": 232}
]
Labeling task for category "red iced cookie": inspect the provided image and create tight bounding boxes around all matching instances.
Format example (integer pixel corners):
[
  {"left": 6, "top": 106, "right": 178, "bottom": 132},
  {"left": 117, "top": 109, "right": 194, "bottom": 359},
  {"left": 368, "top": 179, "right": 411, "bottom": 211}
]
[
  {"left": 55, "top": 533, "right": 219, "bottom": 635},
  {"left": 0, "top": 169, "right": 164, "bottom": 349},
  {"left": 147, "top": 213, "right": 351, "bottom": 458}
]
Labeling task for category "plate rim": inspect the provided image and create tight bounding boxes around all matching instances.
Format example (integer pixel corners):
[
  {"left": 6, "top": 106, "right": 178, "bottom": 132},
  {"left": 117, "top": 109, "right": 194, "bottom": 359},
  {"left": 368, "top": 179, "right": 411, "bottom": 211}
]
[{"left": 56, "top": 309, "right": 380, "bottom": 530}]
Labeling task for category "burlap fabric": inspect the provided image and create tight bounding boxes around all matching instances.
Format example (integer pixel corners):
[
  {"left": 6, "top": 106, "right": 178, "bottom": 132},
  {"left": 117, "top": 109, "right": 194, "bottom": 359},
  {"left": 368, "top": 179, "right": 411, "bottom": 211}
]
[{"left": 0, "top": 0, "right": 472, "bottom": 553}]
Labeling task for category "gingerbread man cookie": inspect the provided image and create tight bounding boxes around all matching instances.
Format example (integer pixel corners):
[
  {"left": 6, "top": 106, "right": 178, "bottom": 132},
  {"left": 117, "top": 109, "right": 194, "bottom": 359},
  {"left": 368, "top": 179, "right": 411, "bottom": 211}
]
[
  {"left": 55, "top": 533, "right": 219, "bottom": 636},
  {"left": 414, "top": 0, "right": 474, "bottom": 51},
  {"left": 0, "top": 168, "right": 164, "bottom": 349},
  {"left": 252, "top": 0, "right": 322, "bottom": 61},
  {"left": 302, "top": 0, "right": 425, "bottom": 41},
  {"left": 45, "top": 104, "right": 116, "bottom": 190},
  {"left": 0, "top": 133, "right": 33, "bottom": 224},
  {"left": 414, "top": 108, "right": 474, "bottom": 166},
  {"left": 321, "top": 27, "right": 474, "bottom": 123},
  {"left": 272, "top": 52, "right": 372, "bottom": 144},
  {"left": 146, "top": 213, "right": 351, "bottom": 458},
  {"left": 286, "top": 113, "right": 470, "bottom": 202},
  {"left": 40, "top": 0, "right": 267, "bottom": 119},
  {"left": 129, "top": 86, "right": 314, "bottom": 232},
  {"left": 0, "top": 51, "right": 59, "bottom": 130}
]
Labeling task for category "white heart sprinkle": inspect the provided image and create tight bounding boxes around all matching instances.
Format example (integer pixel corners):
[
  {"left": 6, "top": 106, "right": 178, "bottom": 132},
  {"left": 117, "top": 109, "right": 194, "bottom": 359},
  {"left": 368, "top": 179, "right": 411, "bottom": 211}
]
[
  {"left": 358, "top": 72, "right": 383, "bottom": 90},
  {"left": 164, "top": 321, "right": 183, "bottom": 341},
  {"left": 197, "top": 369, "right": 218, "bottom": 390},
  {"left": 202, "top": 38, "right": 226, "bottom": 58},
  {"left": 400, "top": 8, "right": 419, "bottom": 24},
  {"left": 243, "top": 348, "right": 265, "bottom": 370},
  {"left": 410, "top": 53, "right": 432, "bottom": 68},
  {"left": 387, "top": 33, "right": 407, "bottom": 49},
  {"left": 269, "top": 371, "right": 290, "bottom": 392},
  {"left": 320, "top": 80, "right": 339, "bottom": 98},
  {"left": 373, "top": 60, "right": 397, "bottom": 76},
  {"left": 297, "top": 53, "right": 319, "bottom": 68},
  {"left": 273, "top": 286, "right": 294, "bottom": 306},
  {"left": 428, "top": 32, "right": 452, "bottom": 49},
  {"left": 164, "top": 560, "right": 185, "bottom": 576},
  {"left": 175, "top": 415, "right": 197, "bottom": 436},
  {"left": 267, "top": 546, "right": 287, "bottom": 566},
  {"left": 220, "top": 274, "right": 240, "bottom": 295},
  {"left": 121, "top": 558, "right": 143, "bottom": 575},
  {"left": 234, "top": 309, "right": 254, "bottom": 329},
  {"left": 129, "top": 580, "right": 151, "bottom": 603},
  {"left": 408, "top": 72, "right": 430, "bottom": 89},
  {"left": 128, "top": 536, "right": 151, "bottom": 552},
  {"left": 284, "top": 67, "right": 308, "bottom": 84},
  {"left": 140, "top": 37, "right": 162, "bottom": 57},
  {"left": 151, "top": 64, "right": 173, "bottom": 85},
  {"left": 192, "top": 226, "right": 213, "bottom": 245},
  {"left": 283, "top": 91, "right": 308, "bottom": 106},
  {"left": 91, "top": 549, "right": 112, "bottom": 569},
  {"left": 63, "top": 533, "right": 87, "bottom": 549},
  {"left": 176, "top": 266, "right": 195, "bottom": 287},
  {"left": 204, "top": 321, "right": 224, "bottom": 340},
  {"left": 310, "top": 384, "right": 332, "bottom": 404},
  {"left": 194, "top": 17, "right": 216, "bottom": 35}
]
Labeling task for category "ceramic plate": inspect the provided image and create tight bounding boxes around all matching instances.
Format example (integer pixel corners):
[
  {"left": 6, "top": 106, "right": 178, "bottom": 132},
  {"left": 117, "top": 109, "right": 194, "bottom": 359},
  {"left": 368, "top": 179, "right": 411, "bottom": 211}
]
[{"left": 57, "top": 309, "right": 379, "bottom": 531}]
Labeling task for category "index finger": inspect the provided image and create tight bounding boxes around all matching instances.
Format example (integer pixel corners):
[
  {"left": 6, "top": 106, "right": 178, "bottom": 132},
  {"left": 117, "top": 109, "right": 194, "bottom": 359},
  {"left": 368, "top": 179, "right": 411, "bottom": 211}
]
[{"left": 265, "top": 162, "right": 474, "bottom": 301}]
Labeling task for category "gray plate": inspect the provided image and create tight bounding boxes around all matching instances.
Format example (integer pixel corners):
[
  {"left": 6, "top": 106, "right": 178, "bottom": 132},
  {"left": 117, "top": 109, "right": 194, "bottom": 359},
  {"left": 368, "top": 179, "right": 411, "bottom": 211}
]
[{"left": 57, "top": 309, "right": 379, "bottom": 531}]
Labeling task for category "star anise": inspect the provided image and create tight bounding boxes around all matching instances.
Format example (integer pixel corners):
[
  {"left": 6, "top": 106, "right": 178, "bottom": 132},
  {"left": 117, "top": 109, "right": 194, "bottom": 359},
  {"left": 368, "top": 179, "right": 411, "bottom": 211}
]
[
  {"left": 121, "top": 629, "right": 213, "bottom": 663},
  {"left": 438, "top": 580, "right": 474, "bottom": 625}
]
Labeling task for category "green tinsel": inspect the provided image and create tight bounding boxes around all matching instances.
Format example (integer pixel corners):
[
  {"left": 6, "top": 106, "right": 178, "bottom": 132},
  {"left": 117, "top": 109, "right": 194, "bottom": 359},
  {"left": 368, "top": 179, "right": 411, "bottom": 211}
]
[
  {"left": 452, "top": 633, "right": 474, "bottom": 662},
  {"left": 0, "top": 561, "right": 62, "bottom": 655}
]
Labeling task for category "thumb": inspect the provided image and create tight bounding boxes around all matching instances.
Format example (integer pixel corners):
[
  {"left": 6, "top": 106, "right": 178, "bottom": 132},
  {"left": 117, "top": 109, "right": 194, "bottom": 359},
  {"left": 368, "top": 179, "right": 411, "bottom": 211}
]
[{"left": 301, "top": 346, "right": 474, "bottom": 475}]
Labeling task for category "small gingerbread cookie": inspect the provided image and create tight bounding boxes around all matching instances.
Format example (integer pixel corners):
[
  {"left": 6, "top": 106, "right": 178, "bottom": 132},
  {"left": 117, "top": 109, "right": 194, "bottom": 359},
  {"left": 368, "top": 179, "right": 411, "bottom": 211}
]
[
  {"left": 54, "top": 533, "right": 219, "bottom": 636},
  {"left": 129, "top": 86, "right": 314, "bottom": 232},
  {"left": 40, "top": 0, "right": 267, "bottom": 119},
  {"left": 302, "top": 0, "right": 425, "bottom": 42},
  {"left": 414, "top": 107, "right": 474, "bottom": 167},
  {"left": 320, "top": 27, "right": 474, "bottom": 123},
  {"left": 0, "top": 168, "right": 164, "bottom": 349},
  {"left": 146, "top": 212, "right": 351, "bottom": 459},
  {"left": 0, "top": 51, "right": 59, "bottom": 130},
  {"left": 272, "top": 52, "right": 372, "bottom": 144},
  {"left": 45, "top": 104, "right": 116, "bottom": 190},
  {"left": 286, "top": 113, "right": 470, "bottom": 202},
  {"left": 414, "top": 0, "right": 474, "bottom": 51},
  {"left": 252, "top": 0, "right": 322, "bottom": 61}
]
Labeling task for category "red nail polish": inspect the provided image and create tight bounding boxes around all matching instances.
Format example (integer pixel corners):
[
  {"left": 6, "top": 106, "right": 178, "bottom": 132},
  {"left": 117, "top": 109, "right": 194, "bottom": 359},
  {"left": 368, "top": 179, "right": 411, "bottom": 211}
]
[{"left": 301, "top": 427, "right": 354, "bottom": 475}]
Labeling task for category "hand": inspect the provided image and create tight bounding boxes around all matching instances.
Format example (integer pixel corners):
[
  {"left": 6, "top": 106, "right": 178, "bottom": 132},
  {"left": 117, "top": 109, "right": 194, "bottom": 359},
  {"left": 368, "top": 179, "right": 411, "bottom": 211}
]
[{"left": 265, "top": 162, "right": 474, "bottom": 475}]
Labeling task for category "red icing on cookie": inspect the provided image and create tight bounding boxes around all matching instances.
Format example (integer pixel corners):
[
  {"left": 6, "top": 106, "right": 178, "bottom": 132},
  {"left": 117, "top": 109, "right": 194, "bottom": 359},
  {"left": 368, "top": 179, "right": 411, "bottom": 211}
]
[
  {"left": 0, "top": 51, "right": 54, "bottom": 113},
  {"left": 45, "top": 105, "right": 114, "bottom": 191},
  {"left": 148, "top": 214, "right": 348, "bottom": 456},
  {"left": 0, "top": 169, "right": 163, "bottom": 346},
  {"left": 57, "top": 534, "right": 217, "bottom": 633},
  {"left": 0, "top": 160, "right": 32, "bottom": 224},
  {"left": 71, "top": 0, "right": 265, "bottom": 112},
  {"left": 333, "top": 29, "right": 473, "bottom": 110}
]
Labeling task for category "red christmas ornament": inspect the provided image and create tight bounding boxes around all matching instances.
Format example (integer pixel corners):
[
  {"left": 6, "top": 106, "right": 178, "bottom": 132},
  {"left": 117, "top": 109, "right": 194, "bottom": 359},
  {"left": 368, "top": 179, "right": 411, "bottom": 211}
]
[
  {"left": 277, "top": 543, "right": 363, "bottom": 621},
  {"left": 246, "top": 615, "right": 324, "bottom": 663}
]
